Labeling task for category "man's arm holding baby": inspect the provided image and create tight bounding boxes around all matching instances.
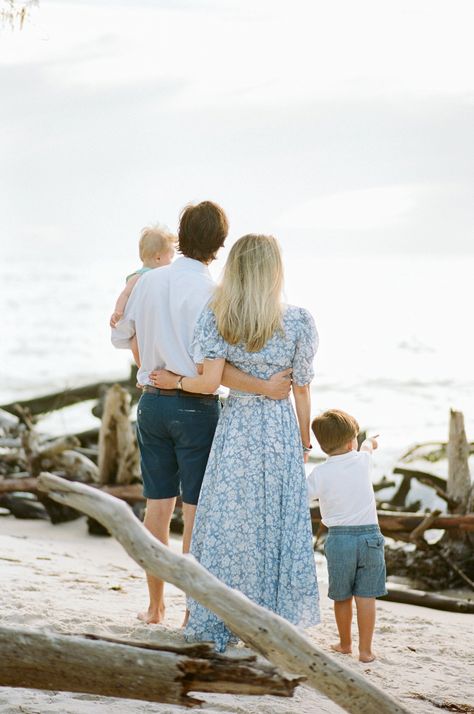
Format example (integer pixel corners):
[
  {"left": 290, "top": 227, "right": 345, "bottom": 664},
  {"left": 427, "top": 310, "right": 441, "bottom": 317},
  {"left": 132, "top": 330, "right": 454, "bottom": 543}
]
[
  {"left": 110, "top": 281, "right": 140, "bottom": 349},
  {"left": 110, "top": 274, "right": 141, "bottom": 328}
]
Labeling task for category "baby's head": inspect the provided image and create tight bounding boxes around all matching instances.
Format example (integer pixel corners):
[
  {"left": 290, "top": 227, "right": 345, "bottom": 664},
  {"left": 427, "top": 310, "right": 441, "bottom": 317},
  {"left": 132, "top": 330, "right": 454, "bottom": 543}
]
[
  {"left": 139, "top": 225, "right": 176, "bottom": 268},
  {"left": 311, "top": 409, "right": 359, "bottom": 456}
]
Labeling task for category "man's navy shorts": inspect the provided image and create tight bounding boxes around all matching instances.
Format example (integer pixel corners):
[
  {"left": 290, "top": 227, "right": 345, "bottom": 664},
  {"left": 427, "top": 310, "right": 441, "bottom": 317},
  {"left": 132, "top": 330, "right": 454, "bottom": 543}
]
[
  {"left": 324, "top": 524, "right": 387, "bottom": 601},
  {"left": 136, "top": 391, "right": 220, "bottom": 505}
]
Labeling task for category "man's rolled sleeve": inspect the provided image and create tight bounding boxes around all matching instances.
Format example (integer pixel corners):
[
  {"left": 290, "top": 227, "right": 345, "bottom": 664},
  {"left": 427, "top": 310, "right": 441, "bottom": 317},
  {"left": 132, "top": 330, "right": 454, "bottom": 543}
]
[{"left": 111, "top": 317, "right": 136, "bottom": 349}]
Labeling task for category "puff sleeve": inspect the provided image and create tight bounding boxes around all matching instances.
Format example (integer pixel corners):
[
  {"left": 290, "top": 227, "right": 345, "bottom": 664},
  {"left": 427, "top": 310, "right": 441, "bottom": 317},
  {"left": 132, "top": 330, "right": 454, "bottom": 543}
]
[
  {"left": 291, "top": 308, "right": 318, "bottom": 386},
  {"left": 192, "top": 307, "right": 228, "bottom": 363}
]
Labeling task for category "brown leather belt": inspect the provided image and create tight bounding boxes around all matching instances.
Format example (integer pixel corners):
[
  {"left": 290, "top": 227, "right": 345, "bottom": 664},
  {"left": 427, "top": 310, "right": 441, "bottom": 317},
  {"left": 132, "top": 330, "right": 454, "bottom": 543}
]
[{"left": 142, "top": 385, "right": 219, "bottom": 401}]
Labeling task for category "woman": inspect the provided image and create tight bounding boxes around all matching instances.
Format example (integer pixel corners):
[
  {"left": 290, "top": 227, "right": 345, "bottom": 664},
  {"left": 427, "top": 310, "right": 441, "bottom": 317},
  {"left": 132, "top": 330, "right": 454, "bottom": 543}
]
[{"left": 150, "top": 234, "right": 319, "bottom": 651}]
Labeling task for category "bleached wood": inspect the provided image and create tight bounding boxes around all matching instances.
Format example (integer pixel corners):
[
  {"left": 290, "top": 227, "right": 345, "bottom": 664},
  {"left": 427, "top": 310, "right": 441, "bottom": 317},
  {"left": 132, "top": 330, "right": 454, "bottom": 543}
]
[
  {"left": 311, "top": 507, "right": 474, "bottom": 534},
  {"left": 37, "top": 435, "right": 81, "bottom": 459},
  {"left": 409, "top": 509, "right": 442, "bottom": 544},
  {"left": 98, "top": 384, "right": 140, "bottom": 485},
  {"left": 447, "top": 410, "right": 472, "bottom": 514},
  {"left": 381, "top": 587, "right": 474, "bottom": 613},
  {"left": 38, "top": 472, "right": 410, "bottom": 714},
  {"left": 0, "top": 625, "right": 296, "bottom": 705}
]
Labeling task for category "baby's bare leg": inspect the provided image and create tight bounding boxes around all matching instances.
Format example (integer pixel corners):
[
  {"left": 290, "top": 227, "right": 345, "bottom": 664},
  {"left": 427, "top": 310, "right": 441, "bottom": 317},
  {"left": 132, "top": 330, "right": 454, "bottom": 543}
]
[
  {"left": 355, "top": 596, "right": 376, "bottom": 662},
  {"left": 331, "top": 597, "right": 353, "bottom": 654}
]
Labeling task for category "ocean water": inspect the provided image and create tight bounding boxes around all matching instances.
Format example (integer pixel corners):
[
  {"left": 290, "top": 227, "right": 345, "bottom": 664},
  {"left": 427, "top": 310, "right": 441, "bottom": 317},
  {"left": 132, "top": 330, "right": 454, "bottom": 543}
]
[{"left": 1, "top": 250, "right": 473, "bottom": 483}]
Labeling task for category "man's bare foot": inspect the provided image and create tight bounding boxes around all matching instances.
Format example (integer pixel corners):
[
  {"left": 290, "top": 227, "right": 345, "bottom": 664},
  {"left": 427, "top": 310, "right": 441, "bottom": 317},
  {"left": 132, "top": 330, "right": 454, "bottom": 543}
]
[
  {"left": 330, "top": 643, "right": 352, "bottom": 655},
  {"left": 359, "top": 651, "right": 376, "bottom": 663},
  {"left": 181, "top": 608, "right": 190, "bottom": 629},
  {"left": 137, "top": 606, "right": 165, "bottom": 624}
]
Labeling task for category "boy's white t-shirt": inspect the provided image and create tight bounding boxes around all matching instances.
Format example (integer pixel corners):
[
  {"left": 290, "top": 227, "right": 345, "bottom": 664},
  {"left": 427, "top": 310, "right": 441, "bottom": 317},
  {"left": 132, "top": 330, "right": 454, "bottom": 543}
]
[{"left": 307, "top": 448, "right": 378, "bottom": 527}]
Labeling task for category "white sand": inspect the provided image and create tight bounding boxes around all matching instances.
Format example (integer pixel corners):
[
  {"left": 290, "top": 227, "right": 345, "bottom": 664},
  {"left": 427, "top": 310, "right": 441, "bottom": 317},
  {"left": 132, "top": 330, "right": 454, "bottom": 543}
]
[{"left": 0, "top": 517, "right": 473, "bottom": 714}]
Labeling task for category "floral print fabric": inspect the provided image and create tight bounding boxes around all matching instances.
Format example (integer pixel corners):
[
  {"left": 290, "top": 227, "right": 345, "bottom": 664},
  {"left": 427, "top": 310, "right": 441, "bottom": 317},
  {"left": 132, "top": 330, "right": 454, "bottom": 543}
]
[{"left": 185, "top": 305, "right": 320, "bottom": 651}]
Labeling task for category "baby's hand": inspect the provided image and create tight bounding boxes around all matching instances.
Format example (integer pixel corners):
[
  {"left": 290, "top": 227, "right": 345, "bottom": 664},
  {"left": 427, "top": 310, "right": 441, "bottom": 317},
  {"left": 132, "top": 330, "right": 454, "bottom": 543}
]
[{"left": 110, "top": 311, "right": 123, "bottom": 327}]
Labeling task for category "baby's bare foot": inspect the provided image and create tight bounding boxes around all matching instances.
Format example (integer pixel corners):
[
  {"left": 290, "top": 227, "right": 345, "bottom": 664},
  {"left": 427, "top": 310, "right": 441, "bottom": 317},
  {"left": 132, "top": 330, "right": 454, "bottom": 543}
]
[
  {"left": 330, "top": 642, "right": 352, "bottom": 655},
  {"left": 359, "top": 651, "right": 376, "bottom": 663},
  {"left": 137, "top": 606, "right": 165, "bottom": 624}
]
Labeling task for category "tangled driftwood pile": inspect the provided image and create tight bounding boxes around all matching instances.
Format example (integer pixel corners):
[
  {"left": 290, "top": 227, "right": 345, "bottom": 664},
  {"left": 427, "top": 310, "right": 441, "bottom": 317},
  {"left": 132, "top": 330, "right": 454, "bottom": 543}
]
[{"left": 1, "top": 376, "right": 473, "bottom": 604}]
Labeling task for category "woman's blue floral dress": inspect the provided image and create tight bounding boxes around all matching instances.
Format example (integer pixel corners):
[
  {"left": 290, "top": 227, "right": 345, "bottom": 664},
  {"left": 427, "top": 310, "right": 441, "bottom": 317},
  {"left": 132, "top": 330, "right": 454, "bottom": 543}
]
[{"left": 185, "top": 304, "right": 320, "bottom": 651}]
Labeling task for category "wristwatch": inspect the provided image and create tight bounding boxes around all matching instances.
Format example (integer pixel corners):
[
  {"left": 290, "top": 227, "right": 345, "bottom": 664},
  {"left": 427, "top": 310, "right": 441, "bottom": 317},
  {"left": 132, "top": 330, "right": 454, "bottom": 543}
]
[{"left": 177, "top": 376, "right": 184, "bottom": 390}]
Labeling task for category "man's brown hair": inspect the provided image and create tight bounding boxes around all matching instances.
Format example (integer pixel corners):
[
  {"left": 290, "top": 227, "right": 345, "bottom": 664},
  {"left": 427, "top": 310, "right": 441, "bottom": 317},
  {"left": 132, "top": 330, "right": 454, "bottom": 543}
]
[
  {"left": 178, "top": 201, "right": 229, "bottom": 262},
  {"left": 311, "top": 409, "right": 360, "bottom": 455}
]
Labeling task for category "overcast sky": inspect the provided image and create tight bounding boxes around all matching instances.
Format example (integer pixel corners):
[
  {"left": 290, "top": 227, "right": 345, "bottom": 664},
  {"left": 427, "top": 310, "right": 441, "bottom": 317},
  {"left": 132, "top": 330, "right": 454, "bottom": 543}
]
[{"left": 1, "top": 0, "right": 473, "bottom": 262}]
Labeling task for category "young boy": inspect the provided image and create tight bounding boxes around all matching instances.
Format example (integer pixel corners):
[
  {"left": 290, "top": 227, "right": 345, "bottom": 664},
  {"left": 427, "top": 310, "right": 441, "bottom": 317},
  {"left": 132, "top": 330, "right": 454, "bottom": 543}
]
[
  {"left": 110, "top": 225, "right": 176, "bottom": 365},
  {"left": 307, "top": 409, "right": 387, "bottom": 663}
]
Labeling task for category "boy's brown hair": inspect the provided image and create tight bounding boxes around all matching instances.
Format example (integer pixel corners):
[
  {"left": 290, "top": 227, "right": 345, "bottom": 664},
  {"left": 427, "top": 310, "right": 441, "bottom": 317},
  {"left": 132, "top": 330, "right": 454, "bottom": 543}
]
[
  {"left": 178, "top": 201, "right": 228, "bottom": 263},
  {"left": 311, "top": 409, "right": 360, "bottom": 455}
]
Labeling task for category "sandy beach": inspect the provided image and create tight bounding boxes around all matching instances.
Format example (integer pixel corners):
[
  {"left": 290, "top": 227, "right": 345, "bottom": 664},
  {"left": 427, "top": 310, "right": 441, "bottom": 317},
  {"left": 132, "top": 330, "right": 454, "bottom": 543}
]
[{"left": 0, "top": 516, "right": 473, "bottom": 714}]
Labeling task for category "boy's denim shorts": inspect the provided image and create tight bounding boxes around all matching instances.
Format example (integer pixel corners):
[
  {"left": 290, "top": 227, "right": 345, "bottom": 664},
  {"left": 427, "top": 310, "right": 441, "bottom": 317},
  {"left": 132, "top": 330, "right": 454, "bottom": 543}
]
[
  {"left": 136, "top": 391, "right": 220, "bottom": 505},
  {"left": 324, "top": 524, "right": 387, "bottom": 601}
]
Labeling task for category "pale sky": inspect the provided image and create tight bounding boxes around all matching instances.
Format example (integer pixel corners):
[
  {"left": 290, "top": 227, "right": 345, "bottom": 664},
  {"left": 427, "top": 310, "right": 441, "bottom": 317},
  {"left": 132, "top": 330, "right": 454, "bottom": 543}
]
[{"left": 1, "top": 0, "right": 473, "bottom": 261}]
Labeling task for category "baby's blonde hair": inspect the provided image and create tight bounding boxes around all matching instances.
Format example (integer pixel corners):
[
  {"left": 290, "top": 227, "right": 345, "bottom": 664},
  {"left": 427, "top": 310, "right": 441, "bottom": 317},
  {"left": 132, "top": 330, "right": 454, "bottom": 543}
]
[
  {"left": 139, "top": 225, "right": 176, "bottom": 262},
  {"left": 211, "top": 234, "right": 284, "bottom": 352}
]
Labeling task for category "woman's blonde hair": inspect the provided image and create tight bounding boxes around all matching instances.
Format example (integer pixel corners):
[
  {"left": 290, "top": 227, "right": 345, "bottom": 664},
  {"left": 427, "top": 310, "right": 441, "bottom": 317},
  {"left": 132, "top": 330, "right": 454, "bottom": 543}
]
[
  {"left": 139, "top": 225, "right": 176, "bottom": 262},
  {"left": 211, "top": 234, "right": 284, "bottom": 352}
]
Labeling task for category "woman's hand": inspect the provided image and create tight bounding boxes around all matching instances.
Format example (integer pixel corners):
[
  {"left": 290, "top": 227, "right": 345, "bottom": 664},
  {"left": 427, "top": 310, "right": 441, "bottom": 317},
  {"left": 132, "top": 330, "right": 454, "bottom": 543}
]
[{"left": 149, "top": 369, "right": 180, "bottom": 389}]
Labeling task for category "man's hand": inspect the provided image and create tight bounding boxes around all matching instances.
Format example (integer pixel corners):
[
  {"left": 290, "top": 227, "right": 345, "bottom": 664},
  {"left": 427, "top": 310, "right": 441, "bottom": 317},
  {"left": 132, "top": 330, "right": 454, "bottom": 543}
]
[
  {"left": 261, "top": 368, "right": 292, "bottom": 400},
  {"left": 149, "top": 369, "right": 180, "bottom": 389}
]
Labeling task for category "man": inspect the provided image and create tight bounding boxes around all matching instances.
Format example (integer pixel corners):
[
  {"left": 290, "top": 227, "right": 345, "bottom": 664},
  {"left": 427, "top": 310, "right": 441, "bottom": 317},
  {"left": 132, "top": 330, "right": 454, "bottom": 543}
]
[{"left": 112, "top": 201, "right": 291, "bottom": 624}]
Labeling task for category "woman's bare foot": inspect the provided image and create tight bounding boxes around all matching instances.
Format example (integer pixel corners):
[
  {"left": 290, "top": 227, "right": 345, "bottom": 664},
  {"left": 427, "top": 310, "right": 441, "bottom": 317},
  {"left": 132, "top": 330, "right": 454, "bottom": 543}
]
[
  {"left": 330, "top": 642, "right": 352, "bottom": 655},
  {"left": 137, "top": 605, "right": 165, "bottom": 624},
  {"left": 181, "top": 609, "right": 190, "bottom": 629},
  {"left": 359, "top": 651, "right": 376, "bottom": 663}
]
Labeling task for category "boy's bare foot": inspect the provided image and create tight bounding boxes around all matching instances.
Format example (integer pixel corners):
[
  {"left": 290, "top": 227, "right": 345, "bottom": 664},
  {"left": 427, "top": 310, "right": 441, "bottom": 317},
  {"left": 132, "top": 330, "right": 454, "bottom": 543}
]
[
  {"left": 137, "top": 606, "right": 165, "bottom": 624},
  {"left": 181, "top": 608, "right": 190, "bottom": 629},
  {"left": 359, "top": 651, "right": 376, "bottom": 663},
  {"left": 330, "top": 643, "right": 352, "bottom": 655}
]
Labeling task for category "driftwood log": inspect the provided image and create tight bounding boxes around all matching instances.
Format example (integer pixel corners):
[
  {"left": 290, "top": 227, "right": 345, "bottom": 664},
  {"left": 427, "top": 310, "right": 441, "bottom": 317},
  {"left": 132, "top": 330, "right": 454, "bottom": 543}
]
[
  {"left": 0, "top": 476, "right": 144, "bottom": 504},
  {"left": 384, "top": 410, "right": 474, "bottom": 590},
  {"left": 447, "top": 409, "right": 472, "bottom": 515},
  {"left": 310, "top": 507, "right": 474, "bottom": 535},
  {"left": 0, "top": 625, "right": 297, "bottom": 706},
  {"left": 0, "top": 367, "right": 139, "bottom": 417},
  {"left": 98, "top": 384, "right": 140, "bottom": 485},
  {"left": 381, "top": 587, "right": 474, "bottom": 614},
  {"left": 37, "top": 472, "right": 410, "bottom": 714}
]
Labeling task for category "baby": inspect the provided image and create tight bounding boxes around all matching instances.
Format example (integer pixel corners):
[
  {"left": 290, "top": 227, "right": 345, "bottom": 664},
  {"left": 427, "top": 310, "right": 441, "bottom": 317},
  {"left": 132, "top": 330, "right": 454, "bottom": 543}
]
[
  {"left": 110, "top": 225, "right": 176, "bottom": 365},
  {"left": 307, "top": 409, "right": 386, "bottom": 663}
]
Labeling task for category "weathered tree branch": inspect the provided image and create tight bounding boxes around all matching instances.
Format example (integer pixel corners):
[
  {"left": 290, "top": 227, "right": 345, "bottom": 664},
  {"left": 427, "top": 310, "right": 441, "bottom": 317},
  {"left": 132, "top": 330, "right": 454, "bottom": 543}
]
[
  {"left": 392, "top": 467, "right": 447, "bottom": 493},
  {"left": 409, "top": 509, "right": 442, "bottom": 545},
  {"left": 0, "top": 368, "right": 138, "bottom": 417},
  {"left": 380, "top": 587, "right": 474, "bottom": 614},
  {"left": 310, "top": 507, "right": 474, "bottom": 535},
  {"left": 98, "top": 384, "right": 140, "bottom": 485},
  {"left": 0, "top": 625, "right": 298, "bottom": 706},
  {"left": 447, "top": 410, "right": 471, "bottom": 515},
  {"left": 37, "top": 472, "right": 410, "bottom": 714}
]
